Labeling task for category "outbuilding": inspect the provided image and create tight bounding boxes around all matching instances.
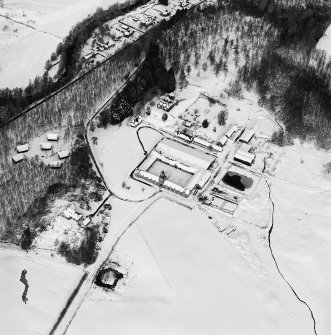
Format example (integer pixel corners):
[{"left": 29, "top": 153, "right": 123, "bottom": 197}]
[
  {"left": 16, "top": 144, "right": 29, "bottom": 153},
  {"left": 225, "top": 125, "right": 238, "bottom": 139},
  {"left": 239, "top": 129, "right": 255, "bottom": 143},
  {"left": 47, "top": 133, "right": 59, "bottom": 141},
  {"left": 58, "top": 150, "right": 70, "bottom": 159},
  {"left": 233, "top": 149, "right": 255, "bottom": 166},
  {"left": 40, "top": 143, "right": 52, "bottom": 150},
  {"left": 49, "top": 161, "right": 63, "bottom": 168},
  {"left": 12, "top": 153, "right": 24, "bottom": 163}
]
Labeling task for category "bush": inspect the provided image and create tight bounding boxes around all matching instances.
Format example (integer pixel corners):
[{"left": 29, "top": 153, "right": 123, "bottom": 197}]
[
  {"left": 218, "top": 110, "right": 228, "bottom": 126},
  {"left": 58, "top": 227, "right": 99, "bottom": 265},
  {"left": 162, "top": 113, "right": 168, "bottom": 121},
  {"left": 202, "top": 119, "right": 209, "bottom": 128},
  {"left": 21, "top": 228, "right": 33, "bottom": 250}
]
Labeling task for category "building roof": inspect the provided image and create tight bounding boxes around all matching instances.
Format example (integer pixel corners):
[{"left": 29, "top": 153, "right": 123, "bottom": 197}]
[
  {"left": 47, "top": 133, "right": 59, "bottom": 141},
  {"left": 239, "top": 129, "right": 255, "bottom": 143},
  {"left": 212, "top": 144, "right": 223, "bottom": 152},
  {"left": 225, "top": 125, "right": 238, "bottom": 138},
  {"left": 234, "top": 149, "right": 255, "bottom": 165},
  {"left": 17, "top": 144, "right": 29, "bottom": 153},
  {"left": 218, "top": 136, "right": 228, "bottom": 146},
  {"left": 58, "top": 150, "right": 70, "bottom": 159},
  {"left": 12, "top": 153, "right": 24, "bottom": 163},
  {"left": 49, "top": 161, "right": 63, "bottom": 168},
  {"left": 40, "top": 143, "right": 52, "bottom": 150},
  {"left": 193, "top": 137, "right": 212, "bottom": 148},
  {"left": 156, "top": 138, "right": 215, "bottom": 170}
]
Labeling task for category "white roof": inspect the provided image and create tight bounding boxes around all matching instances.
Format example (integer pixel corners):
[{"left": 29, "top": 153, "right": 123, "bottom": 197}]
[
  {"left": 47, "top": 133, "right": 59, "bottom": 141},
  {"left": 58, "top": 150, "right": 70, "bottom": 159},
  {"left": 225, "top": 125, "right": 238, "bottom": 138},
  {"left": 49, "top": 161, "right": 63, "bottom": 168},
  {"left": 193, "top": 137, "right": 211, "bottom": 148},
  {"left": 82, "top": 218, "right": 91, "bottom": 227},
  {"left": 234, "top": 149, "right": 255, "bottom": 165},
  {"left": 219, "top": 136, "right": 228, "bottom": 146},
  {"left": 156, "top": 139, "right": 215, "bottom": 170},
  {"left": 198, "top": 171, "right": 212, "bottom": 189},
  {"left": 12, "top": 153, "right": 24, "bottom": 163},
  {"left": 17, "top": 144, "right": 29, "bottom": 153},
  {"left": 239, "top": 129, "right": 255, "bottom": 143},
  {"left": 63, "top": 208, "right": 82, "bottom": 221},
  {"left": 40, "top": 143, "right": 52, "bottom": 150},
  {"left": 212, "top": 144, "right": 223, "bottom": 152}
]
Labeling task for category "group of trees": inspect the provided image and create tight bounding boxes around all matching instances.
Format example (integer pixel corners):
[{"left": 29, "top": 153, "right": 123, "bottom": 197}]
[{"left": 99, "top": 43, "right": 175, "bottom": 127}]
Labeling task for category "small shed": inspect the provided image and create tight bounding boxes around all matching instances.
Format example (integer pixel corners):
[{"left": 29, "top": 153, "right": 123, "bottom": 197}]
[
  {"left": 49, "top": 161, "right": 63, "bottom": 168},
  {"left": 212, "top": 144, "right": 223, "bottom": 152},
  {"left": 63, "top": 208, "right": 82, "bottom": 221},
  {"left": 239, "top": 129, "right": 255, "bottom": 143},
  {"left": 12, "top": 153, "right": 24, "bottom": 163},
  {"left": 17, "top": 144, "right": 29, "bottom": 153},
  {"left": 47, "top": 133, "right": 59, "bottom": 141},
  {"left": 40, "top": 143, "right": 52, "bottom": 150},
  {"left": 81, "top": 218, "right": 91, "bottom": 228},
  {"left": 58, "top": 150, "right": 70, "bottom": 159}
]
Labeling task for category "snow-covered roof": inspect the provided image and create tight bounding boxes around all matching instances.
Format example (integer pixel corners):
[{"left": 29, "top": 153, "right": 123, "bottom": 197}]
[
  {"left": 234, "top": 149, "right": 255, "bottom": 165},
  {"left": 16, "top": 144, "right": 29, "bottom": 153},
  {"left": 225, "top": 125, "right": 238, "bottom": 138},
  {"left": 63, "top": 208, "right": 82, "bottom": 221},
  {"left": 49, "top": 161, "right": 63, "bottom": 168},
  {"left": 156, "top": 139, "right": 215, "bottom": 170},
  {"left": 12, "top": 153, "right": 24, "bottom": 163},
  {"left": 58, "top": 150, "right": 70, "bottom": 159},
  {"left": 218, "top": 136, "right": 228, "bottom": 146},
  {"left": 239, "top": 129, "right": 255, "bottom": 143},
  {"left": 47, "top": 133, "right": 59, "bottom": 141},
  {"left": 193, "top": 137, "right": 211, "bottom": 148},
  {"left": 40, "top": 142, "right": 52, "bottom": 150},
  {"left": 81, "top": 218, "right": 91, "bottom": 227}
]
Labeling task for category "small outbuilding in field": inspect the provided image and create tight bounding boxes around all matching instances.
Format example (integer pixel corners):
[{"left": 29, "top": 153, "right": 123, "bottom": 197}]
[
  {"left": 58, "top": 150, "right": 70, "bottom": 159},
  {"left": 40, "top": 143, "right": 52, "bottom": 150},
  {"left": 49, "top": 161, "right": 63, "bottom": 168},
  {"left": 16, "top": 144, "right": 29, "bottom": 153},
  {"left": 12, "top": 153, "right": 24, "bottom": 163},
  {"left": 47, "top": 133, "right": 59, "bottom": 141}
]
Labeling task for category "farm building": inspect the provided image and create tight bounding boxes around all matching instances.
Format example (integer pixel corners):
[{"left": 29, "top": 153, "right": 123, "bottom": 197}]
[
  {"left": 176, "top": 131, "right": 193, "bottom": 142},
  {"left": 47, "top": 133, "right": 59, "bottom": 141},
  {"left": 12, "top": 153, "right": 24, "bottom": 163},
  {"left": 218, "top": 136, "right": 228, "bottom": 146},
  {"left": 156, "top": 138, "right": 215, "bottom": 170},
  {"left": 225, "top": 125, "right": 238, "bottom": 139},
  {"left": 63, "top": 208, "right": 82, "bottom": 221},
  {"left": 212, "top": 144, "right": 223, "bottom": 152},
  {"left": 40, "top": 143, "right": 52, "bottom": 150},
  {"left": 16, "top": 144, "right": 29, "bottom": 153},
  {"left": 234, "top": 149, "right": 255, "bottom": 166},
  {"left": 239, "top": 129, "right": 255, "bottom": 143},
  {"left": 193, "top": 137, "right": 212, "bottom": 149},
  {"left": 49, "top": 161, "right": 63, "bottom": 168},
  {"left": 58, "top": 150, "right": 70, "bottom": 159}
]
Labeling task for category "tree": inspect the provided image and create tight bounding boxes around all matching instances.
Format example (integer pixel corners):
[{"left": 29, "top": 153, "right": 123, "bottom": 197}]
[
  {"left": 146, "top": 106, "right": 151, "bottom": 115},
  {"left": 179, "top": 68, "right": 188, "bottom": 90},
  {"left": 50, "top": 52, "right": 57, "bottom": 62},
  {"left": 162, "top": 113, "right": 168, "bottom": 121},
  {"left": 202, "top": 119, "right": 209, "bottom": 128},
  {"left": 159, "top": 0, "right": 168, "bottom": 5},
  {"left": 218, "top": 110, "right": 228, "bottom": 126},
  {"left": 45, "top": 59, "right": 52, "bottom": 71},
  {"left": 21, "top": 228, "right": 33, "bottom": 250}
]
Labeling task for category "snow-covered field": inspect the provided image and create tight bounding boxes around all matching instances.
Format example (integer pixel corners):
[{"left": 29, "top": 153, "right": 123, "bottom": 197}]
[
  {"left": 0, "top": 246, "right": 84, "bottom": 335},
  {"left": 0, "top": 0, "right": 128, "bottom": 88},
  {"left": 67, "top": 198, "right": 312, "bottom": 335}
]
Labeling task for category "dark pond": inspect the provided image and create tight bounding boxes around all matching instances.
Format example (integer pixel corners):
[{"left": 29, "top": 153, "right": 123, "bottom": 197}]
[
  {"left": 95, "top": 267, "right": 124, "bottom": 290},
  {"left": 222, "top": 171, "right": 253, "bottom": 191}
]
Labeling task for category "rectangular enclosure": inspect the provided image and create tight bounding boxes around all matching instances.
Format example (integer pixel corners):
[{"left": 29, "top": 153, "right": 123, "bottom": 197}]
[{"left": 147, "top": 159, "right": 193, "bottom": 187}]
